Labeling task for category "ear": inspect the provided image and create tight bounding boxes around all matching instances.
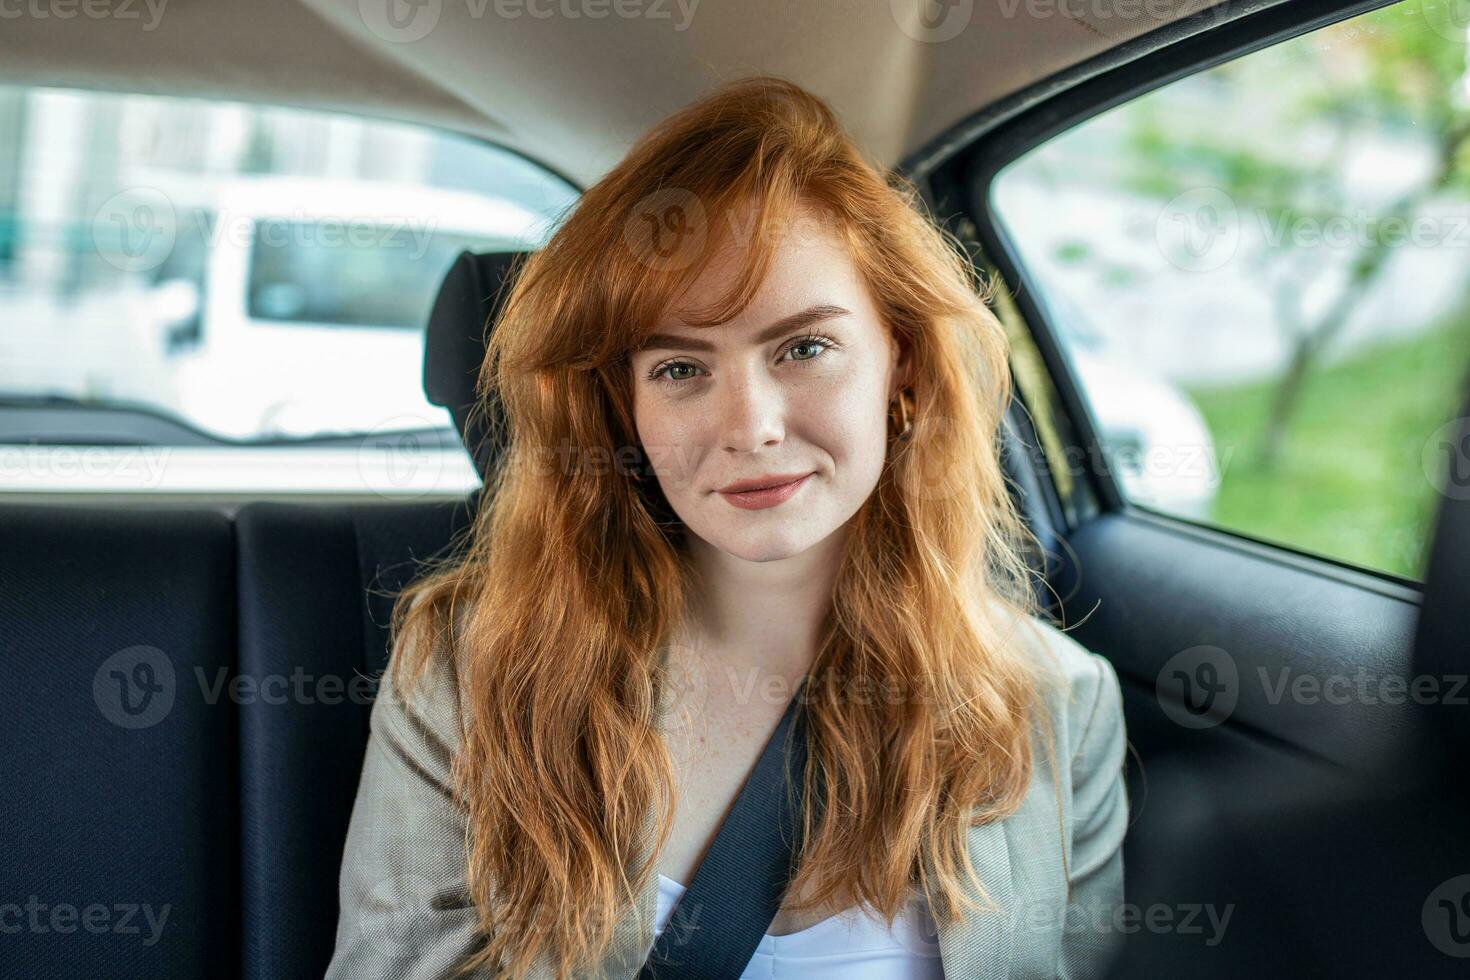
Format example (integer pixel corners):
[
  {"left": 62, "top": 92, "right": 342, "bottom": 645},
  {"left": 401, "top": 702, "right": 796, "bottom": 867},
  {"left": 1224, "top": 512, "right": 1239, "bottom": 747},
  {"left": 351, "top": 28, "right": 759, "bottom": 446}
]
[{"left": 888, "top": 333, "right": 912, "bottom": 400}]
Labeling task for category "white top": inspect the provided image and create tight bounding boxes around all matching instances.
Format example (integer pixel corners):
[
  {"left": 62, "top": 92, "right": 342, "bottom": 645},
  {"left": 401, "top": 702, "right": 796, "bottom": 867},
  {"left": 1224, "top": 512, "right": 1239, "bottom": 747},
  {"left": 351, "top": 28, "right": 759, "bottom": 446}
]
[{"left": 653, "top": 873, "right": 945, "bottom": 979}]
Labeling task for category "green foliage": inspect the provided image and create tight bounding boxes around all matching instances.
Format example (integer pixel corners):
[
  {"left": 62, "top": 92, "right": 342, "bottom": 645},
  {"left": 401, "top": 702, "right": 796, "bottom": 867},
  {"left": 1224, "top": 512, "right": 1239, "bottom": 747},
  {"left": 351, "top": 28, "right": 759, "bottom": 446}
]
[
  {"left": 1184, "top": 292, "right": 1470, "bottom": 580},
  {"left": 1118, "top": 2, "right": 1469, "bottom": 209}
]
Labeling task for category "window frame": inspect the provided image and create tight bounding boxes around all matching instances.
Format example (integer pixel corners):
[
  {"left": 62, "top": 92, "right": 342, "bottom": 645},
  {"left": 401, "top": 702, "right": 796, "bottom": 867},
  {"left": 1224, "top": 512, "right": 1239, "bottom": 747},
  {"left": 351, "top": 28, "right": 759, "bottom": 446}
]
[{"left": 935, "top": 0, "right": 1427, "bottom": 590}]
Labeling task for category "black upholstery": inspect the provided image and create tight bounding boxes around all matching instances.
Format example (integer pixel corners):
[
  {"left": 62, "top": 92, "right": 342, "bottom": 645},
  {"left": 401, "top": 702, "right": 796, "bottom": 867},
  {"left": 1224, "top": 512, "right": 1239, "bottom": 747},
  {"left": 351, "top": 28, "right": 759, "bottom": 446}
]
[
  {"left": 0, "top": 506, "right": 241, "bottom": 979},
  {"left": 1107, "top": 396, "right": 1470, "bottom": 979},
  {"left": 1413, "top": 406, "right": 1470, "bottom": 756},
  {"left": 0, "top": 249, "right": 510, "bottom": 979},
  {"left": 236, "top": 495, "right": 478, "bottom": 980}
]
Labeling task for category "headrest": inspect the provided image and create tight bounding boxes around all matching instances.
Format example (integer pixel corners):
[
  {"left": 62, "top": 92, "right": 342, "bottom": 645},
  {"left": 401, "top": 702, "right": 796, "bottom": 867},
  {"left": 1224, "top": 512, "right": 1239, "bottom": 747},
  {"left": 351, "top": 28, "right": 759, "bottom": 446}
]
[{"left": 423, "top": 250, "right": 527, "bottom": 479}]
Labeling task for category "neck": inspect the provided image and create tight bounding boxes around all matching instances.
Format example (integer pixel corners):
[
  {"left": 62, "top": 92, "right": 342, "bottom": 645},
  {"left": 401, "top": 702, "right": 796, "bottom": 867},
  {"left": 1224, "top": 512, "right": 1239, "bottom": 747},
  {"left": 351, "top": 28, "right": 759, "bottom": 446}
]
[{"left": 677, "top": 524, "right": 849, "bottom": 686}]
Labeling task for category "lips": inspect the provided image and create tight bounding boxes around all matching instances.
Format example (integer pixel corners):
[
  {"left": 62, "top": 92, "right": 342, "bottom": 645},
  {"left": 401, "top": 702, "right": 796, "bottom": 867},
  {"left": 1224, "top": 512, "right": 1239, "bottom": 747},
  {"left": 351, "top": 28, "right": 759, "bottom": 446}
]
[
  {"left": 715, "top": 472, "right": 814, "bottom": 511},
  {"left": 715, "top": 472, "right": 814, "bottom": 494}
]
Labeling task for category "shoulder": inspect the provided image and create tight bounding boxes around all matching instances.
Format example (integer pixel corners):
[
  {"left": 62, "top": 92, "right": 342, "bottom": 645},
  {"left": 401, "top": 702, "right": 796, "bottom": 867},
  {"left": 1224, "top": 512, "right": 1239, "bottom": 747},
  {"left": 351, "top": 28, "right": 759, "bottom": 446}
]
[
  {"left": 373, "top": 591, "right": 475, "bottom": 760},
  {"left": 985, "top": 596, "right": 1125, "bottom": 768}
]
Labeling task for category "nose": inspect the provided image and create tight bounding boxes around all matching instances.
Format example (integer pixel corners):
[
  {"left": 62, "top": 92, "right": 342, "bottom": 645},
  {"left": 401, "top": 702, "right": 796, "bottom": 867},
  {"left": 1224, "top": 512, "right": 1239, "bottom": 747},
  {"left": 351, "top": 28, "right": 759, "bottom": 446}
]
[{"left": 718, "top": 365, "right": 785, "bottom": 454}]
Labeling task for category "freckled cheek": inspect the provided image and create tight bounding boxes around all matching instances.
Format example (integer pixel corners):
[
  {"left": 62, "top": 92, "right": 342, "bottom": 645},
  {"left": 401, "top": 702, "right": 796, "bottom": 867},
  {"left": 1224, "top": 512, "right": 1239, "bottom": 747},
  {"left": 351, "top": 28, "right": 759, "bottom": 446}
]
[
  {"left": 638, "top": 410, "right": 704, "bottom": 489},
  {"left": 794, "top": 376, "right": 889, "bottom": 466}
]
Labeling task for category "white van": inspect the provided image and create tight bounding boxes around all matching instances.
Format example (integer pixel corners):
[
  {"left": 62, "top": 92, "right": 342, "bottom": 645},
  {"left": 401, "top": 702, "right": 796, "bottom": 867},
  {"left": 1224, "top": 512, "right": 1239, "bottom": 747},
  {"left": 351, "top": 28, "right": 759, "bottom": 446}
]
[{"left": 151, "top": 175, "right": 551, "bottom": 442}]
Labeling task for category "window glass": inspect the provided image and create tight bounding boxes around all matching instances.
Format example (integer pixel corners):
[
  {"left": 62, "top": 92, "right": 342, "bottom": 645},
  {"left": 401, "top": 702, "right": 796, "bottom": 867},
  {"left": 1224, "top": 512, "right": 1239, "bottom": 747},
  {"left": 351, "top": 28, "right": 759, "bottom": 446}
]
[
  {"left": 246, "top": 219, "right": 512, "bottom": 330},
  {"left": 991, "top": 2, "right": 1470, "bottom": 579},
  {"left": 0, "top": 85, "right": 577, "bottom": 496}
]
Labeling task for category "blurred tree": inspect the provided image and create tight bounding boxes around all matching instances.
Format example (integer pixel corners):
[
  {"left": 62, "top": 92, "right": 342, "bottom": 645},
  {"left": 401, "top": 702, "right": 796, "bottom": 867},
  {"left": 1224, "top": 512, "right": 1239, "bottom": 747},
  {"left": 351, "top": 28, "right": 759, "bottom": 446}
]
[{"left": 1118, "top": 1, "right": 1470, "bottom": 469}]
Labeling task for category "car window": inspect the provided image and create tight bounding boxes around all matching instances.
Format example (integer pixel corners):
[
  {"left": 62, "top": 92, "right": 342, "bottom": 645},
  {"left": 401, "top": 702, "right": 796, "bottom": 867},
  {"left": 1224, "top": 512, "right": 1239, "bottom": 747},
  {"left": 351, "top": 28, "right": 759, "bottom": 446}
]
[
  {"left": 0, "top": 84, "right": 577, "bottom": 497},
  {"left": 990, "top": 1, "right": 1470, "bottom": 580},
  {"left": 247, "top": 219, "right": 501, "bottom": 330}
]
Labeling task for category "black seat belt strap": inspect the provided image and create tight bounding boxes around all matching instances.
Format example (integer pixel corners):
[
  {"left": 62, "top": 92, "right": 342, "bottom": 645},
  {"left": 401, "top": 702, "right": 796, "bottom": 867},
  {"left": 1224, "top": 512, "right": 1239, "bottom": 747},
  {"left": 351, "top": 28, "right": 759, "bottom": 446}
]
[{"left": 638, "top": 678, "right": 816, "bottom": 979}]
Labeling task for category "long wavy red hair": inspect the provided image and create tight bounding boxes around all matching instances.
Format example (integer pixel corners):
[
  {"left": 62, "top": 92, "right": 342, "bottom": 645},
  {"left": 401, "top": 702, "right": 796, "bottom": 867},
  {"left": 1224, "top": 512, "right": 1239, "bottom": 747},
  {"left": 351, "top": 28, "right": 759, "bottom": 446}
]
[{"left": 389, "top": 73, "right": 1065, "bottom": 979}]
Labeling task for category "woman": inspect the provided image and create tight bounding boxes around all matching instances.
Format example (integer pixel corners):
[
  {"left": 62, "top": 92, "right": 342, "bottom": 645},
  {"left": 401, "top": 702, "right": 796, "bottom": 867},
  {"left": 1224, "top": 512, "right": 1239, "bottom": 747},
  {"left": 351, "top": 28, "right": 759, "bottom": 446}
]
[{"left": 327, "top": 75, "right": 1129, "bottom": 979}]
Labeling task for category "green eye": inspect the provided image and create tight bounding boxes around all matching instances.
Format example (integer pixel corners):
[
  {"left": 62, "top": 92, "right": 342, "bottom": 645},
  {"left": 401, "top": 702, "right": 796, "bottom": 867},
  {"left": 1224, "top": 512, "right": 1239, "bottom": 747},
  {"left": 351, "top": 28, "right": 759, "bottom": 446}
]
[{"left": 784, "top": 334, "right": 837, "bottom": 364}]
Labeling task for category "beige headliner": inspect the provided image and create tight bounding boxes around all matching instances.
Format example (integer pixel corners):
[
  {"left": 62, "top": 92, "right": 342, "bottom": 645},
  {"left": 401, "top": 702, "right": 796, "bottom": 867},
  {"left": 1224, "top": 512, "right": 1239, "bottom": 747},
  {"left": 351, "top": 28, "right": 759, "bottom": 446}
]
[{"left": 4, "top": 0, "right": 1239, "bottom": 186}]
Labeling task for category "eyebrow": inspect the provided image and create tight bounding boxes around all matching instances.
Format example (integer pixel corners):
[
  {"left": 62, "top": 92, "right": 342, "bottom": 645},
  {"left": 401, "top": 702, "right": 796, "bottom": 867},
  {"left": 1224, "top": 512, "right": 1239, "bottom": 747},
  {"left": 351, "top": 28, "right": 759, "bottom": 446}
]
[{"left": 637, "top": 304, "right": 852, "bottom": 354}]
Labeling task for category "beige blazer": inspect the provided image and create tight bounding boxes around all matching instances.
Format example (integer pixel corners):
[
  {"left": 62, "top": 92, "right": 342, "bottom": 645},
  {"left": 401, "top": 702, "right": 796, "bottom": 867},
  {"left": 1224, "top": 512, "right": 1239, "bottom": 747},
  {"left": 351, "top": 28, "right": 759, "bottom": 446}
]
[{"left": 326, "top": 606, "right": 1129, "bottom": 979}]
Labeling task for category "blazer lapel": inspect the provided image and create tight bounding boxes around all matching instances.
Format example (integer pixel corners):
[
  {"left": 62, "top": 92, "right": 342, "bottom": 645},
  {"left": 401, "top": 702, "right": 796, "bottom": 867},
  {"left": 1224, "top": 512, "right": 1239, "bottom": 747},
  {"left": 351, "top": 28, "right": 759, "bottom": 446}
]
[
  {"left": 935, "top": 817, "right": 1016, "bottom": 980},
  {"left": 589, "top": 797, "right": 662, "bottom": 978}
]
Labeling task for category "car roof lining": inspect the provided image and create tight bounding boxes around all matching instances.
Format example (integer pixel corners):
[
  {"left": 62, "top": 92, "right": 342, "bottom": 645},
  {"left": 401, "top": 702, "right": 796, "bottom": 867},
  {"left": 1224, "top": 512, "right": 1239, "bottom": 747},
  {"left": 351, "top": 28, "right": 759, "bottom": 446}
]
[{"left": 0, "top": 0, "right": 1262, "bottom": 187}]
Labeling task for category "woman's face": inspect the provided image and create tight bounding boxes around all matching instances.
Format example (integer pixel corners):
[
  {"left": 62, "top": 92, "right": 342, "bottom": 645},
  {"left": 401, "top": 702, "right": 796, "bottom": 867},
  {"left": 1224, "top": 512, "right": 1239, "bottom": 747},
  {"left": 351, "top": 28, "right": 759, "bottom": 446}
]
[{"left": 629, "top": 206, "right": 906, "bottom": 564}]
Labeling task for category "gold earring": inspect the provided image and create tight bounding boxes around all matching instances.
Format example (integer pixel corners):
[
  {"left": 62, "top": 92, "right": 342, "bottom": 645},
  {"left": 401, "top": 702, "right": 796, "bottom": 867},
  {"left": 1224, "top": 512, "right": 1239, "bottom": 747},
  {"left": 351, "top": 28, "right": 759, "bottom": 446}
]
[{"left": 893, "top": 389, "right": 914, "bottom": 442}]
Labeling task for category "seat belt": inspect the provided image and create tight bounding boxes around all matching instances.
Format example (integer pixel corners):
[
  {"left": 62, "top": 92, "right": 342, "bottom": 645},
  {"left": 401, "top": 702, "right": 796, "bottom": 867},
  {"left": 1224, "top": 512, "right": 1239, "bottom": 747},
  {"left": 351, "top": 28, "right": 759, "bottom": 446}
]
[{"left": 638, "top": 677, "right": 818, "bottom": 980}]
